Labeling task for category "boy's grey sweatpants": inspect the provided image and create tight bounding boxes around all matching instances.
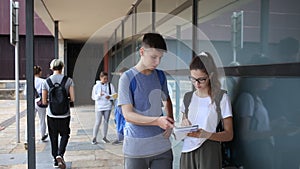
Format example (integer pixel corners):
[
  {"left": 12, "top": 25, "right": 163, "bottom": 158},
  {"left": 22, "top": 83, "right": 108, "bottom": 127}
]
[{"left": 125, "top": 149, "right": 173, "bottom": 169}]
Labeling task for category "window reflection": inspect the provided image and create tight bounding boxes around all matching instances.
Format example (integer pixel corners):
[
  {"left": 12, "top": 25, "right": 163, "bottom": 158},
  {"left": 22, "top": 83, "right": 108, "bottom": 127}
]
[{"left": 232, "top": 77, "right": 300, "bottom": 169}]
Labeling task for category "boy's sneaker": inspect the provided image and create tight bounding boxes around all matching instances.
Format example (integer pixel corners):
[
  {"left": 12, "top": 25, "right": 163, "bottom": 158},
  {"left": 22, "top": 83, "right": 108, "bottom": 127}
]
[
  {"left": 53, "top": 159, "right": 58, "bottom": 168},
  {"left": 41, "top": 134, "right": 48, "bottom": 142},
  {"left": 91, "top": 138, "right": 97, "bottom": 145},
  {"left": 111, "top": 140, "right": 122, "bottom": 145},
  {"left": 102, "top": 137, "right": 110, "bottom": 143},
  {"left": 56, "top": 155, "right": 66, "bottom": 169}
]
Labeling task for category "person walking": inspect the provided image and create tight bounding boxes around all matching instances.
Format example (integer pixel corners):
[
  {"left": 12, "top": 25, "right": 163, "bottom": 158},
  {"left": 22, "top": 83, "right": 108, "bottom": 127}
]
[
  {"left": 179, "top": 52, "right": 233, "bottom": 169},
  {"left": 24, "top": 65, "right": 48, "bottom": 150},
  {"left": 118, "top": 33, "right": 174, "bottom": 169},
  {"left": 42, "top": 59, "right": 75, "bottom": 169},
  {"left": 91, "top": 71, "right": 116, "bottom": 144}
]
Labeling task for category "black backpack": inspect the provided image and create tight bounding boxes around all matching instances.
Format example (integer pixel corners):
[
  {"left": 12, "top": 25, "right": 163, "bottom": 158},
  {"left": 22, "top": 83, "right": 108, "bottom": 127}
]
[
  {"left": 46, "top": 76, "right": 69, "bottom": 115},
  {"left": 183, "top": 89, "right": 238, "bottom": 168}
]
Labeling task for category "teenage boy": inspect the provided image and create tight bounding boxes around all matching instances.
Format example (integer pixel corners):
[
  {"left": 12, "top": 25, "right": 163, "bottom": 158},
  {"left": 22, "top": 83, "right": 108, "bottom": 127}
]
[
  {"left": 42, "top": 59, "right": 75, "bottom": 169},
  {"left": 118, "top": 33, "right": 174, "bottom": 169}
]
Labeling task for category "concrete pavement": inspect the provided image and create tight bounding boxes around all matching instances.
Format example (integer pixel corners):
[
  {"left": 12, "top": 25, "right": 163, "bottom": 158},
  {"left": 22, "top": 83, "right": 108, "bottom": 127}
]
[
  {"left": 0, "top": 100, "right": 124, "bottom": 169},
  {"left": 0, "top": 100, "right": 182, "bottom": 169}
]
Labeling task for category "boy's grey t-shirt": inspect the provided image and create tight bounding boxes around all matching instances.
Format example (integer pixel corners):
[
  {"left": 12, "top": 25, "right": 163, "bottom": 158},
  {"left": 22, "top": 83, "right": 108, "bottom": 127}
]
[
  {"left": 118, "top": 68, "right": 171, "bottom": 157},
  {"left": 42, "top": 74, "right": 74, "bottom": 118}
]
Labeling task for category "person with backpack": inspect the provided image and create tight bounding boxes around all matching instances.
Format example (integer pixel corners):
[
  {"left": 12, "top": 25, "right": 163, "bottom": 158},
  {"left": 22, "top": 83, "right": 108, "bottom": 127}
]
[
  {"left": 118, "top": 33, "right": 174, "bottom": 169},
  {"left": 42, "top": 59, "right": 75, "bottom": 169},
  {"left": 234, "top": 77, "right": 276, "bottom": 169},
  {"left": 24, "top": 65, "right": 48, "bottom": 150},
  {"left": 111, "top": 67, "right": 128, "bottom": 145},
  {"left": 91, "top": 71, "right": 116, "bottom": 144},
  {"left": 179, "top": 52, "right": 233, "bottom": 169}
]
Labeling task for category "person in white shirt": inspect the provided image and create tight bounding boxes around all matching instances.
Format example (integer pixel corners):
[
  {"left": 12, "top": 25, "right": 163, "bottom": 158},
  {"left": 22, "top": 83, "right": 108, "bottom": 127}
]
[
  {"left": 91, "top": 71, "right": 116, "bottom": 144},
  {"left": 24, "top": 65, "right": 48, "bottom": 150},
  {"left": 180, "top": 52, "right": 233, "bottom": 169}
]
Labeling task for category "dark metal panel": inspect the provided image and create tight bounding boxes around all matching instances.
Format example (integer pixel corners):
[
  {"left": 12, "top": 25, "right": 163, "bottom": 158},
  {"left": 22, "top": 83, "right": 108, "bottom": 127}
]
[
  {"left": 0, "top": 35, "right": 54, "bottom": 80},
  {"left": 0, "top": 0, "right": 51, "bottom": 35},
  {"left": 164, "top": 62, "right": 300, "bottom": 77},
  {"left": 192, "top": 0, "right": 198, "bottom": 54},
  {"left": 54, "top": 21, "right": 59, "bottom": 59},
  {"left": 223, "top": 62, "right": 300, "bottom": 77},
  {"left": 26, "top": 0, "right": 36, "bottom": 168}
]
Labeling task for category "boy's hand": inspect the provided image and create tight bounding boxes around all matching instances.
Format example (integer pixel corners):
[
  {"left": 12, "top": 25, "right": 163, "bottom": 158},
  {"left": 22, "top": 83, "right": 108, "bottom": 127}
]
[
  {"left": 157, "top": 116, "right": 174, "bottom": 130},
  {"left": 163, "top": 128, "right": 173, "bottom": 138}
]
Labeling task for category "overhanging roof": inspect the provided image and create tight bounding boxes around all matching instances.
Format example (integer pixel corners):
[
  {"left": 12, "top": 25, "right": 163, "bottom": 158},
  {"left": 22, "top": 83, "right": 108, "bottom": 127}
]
[
  {"left": 34, "top": 0, "right": 255, "bottom": 43},
  {"left": 35, "top": 0, "right": 135, "bottom": 42}
]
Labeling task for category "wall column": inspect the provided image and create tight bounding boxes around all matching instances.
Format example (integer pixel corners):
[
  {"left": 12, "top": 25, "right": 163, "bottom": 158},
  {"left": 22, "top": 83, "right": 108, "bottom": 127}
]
[{"left": 54, "top": 21, "right": 59, "bottom": 59}]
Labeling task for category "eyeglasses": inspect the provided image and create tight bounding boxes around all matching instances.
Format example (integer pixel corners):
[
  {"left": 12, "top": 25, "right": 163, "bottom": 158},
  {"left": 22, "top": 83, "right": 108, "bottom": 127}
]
[{"left": 189, "top": 76, "right": 208, "bottom": 84}]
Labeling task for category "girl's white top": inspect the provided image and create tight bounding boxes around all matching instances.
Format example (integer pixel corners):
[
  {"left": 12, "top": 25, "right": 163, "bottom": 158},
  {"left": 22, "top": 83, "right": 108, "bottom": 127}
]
[{"left": 180, "top": 92, "right": 232, "bottom": 153}]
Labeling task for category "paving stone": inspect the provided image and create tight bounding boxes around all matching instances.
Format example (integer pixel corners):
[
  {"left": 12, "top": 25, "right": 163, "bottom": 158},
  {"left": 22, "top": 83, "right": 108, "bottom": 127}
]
[{"left": 0, "top": 102, "right": 182, "bottom": 169}]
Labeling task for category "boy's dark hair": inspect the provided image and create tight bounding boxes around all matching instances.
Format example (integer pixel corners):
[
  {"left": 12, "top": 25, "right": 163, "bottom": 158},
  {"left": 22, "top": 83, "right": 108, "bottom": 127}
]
[
  {"left": 141, "top": 33, "right": 167, "bottom": 51},
  {"left": 100, "top": 71, "right": 108, "bottom": 78}
]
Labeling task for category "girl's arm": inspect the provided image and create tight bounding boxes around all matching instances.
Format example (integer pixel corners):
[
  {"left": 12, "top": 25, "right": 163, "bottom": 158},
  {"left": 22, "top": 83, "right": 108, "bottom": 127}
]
[{"left": 187, "top": 117, "right": 234, "bottom": 142}]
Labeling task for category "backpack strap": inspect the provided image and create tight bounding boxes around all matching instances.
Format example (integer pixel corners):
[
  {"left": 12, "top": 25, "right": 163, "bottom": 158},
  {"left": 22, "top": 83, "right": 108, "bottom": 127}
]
[
  {"left": 108, "top": 82, "right": 114, "bottom": 104},
  {"left": 126, "top": 69, "right": 166, "bottom": 106},
  {"left": 183, "top": 91, "right": 193, "bottom": 116},
  {"left": 108, "top": 82, "right": 112, "bottom": 95},
  {"left": 46, "top": 76, "right": 68, "bottom": 88},
  {"left": 46, "top": 78, "right": 54, "bottom": 88},
  {"left": 125, "top": 70, "right": 136, "bottom": 106},
  {"left": 60, "top": 76, "right": 68, "bottom": 87},
  {"left": 182, "top": 89, "right": 227, "bottom": 126},
  {"left": 215, "top": 89, "right": 227, "bottom": 132},
  {"left": 155, "top": 69, "right": 165, "bottom": 87}
]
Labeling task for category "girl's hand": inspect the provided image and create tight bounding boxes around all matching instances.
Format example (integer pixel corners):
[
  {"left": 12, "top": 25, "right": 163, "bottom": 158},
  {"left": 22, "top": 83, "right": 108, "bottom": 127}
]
[
  {"left": 187, "top": 129, "right": 212, "bottom": 138},
  {"left": 181, "top": 118, "right": 192, "bottom": 126}
]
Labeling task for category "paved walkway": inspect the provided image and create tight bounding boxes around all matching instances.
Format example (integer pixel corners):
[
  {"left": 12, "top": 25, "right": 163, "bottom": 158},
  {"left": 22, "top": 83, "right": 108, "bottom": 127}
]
[{"left": 0, "top": 100, "right": 182, "bottom": 169}]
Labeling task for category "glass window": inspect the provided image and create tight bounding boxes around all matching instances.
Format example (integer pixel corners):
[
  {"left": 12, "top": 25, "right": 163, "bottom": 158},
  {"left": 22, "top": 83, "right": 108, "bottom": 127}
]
[
  {"left": 124, "top": 16, "right": 133, "bottom": 39},
  {"left": 230, "top": 76, "right": 300, "bottom": 169},
  {"left": 108, "top": 34, "right": 115, "bottom": 52},
  {"left": 156, "top": 0, "right": 188, "bottom": 14},
  {"left": 197, "top": 0, "right": 300, "bottom": 66},
  {"left": 116, "top": 26, "right": 122, "bottom": 46},
  {"left": 136, "top": 0, "right": 152, "bottom": 33}
]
